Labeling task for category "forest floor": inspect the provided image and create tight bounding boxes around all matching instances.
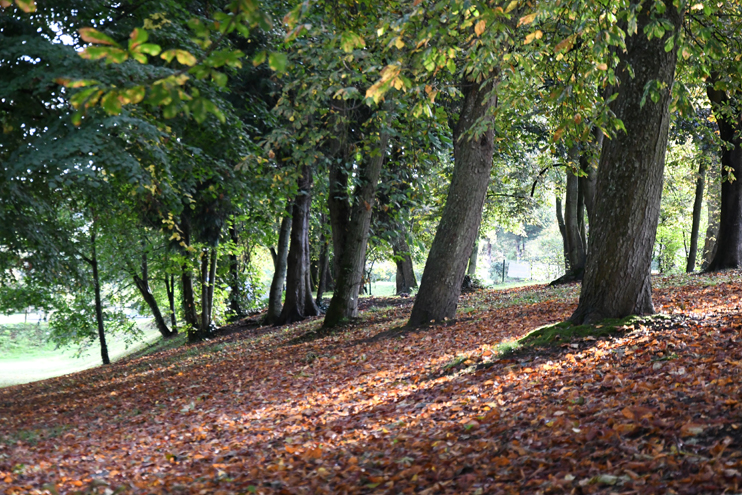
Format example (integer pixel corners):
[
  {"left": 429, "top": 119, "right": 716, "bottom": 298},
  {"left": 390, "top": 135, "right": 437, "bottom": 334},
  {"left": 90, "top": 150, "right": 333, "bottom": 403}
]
[{"left": 2, "top": 271, "right": 742, "bottom": 494}]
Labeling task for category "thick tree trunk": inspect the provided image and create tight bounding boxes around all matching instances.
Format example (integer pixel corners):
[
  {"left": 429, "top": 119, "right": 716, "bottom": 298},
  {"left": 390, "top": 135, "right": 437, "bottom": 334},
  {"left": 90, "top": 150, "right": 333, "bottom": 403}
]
[
  {"left": 408, "top": 75, "right": 497, "bottom": 326},
  {"left": 165, "top": 274, "right": 177, "bottom": 331},
  {"left": 276, "top": 166, "right": 320, "bottom": 325},
  {"left": 705, "top": 80, "right": 742, "bottom": 271},
  {"left": 579, "top": 128, "right": 602, "bottom": 223},
  {"left": 467, "top": 238, "right": 479, "bottom": 277},
  {"left": 324, "top": 123, "right": 391, "bottom": 328},
  {"left": 90, "top": 227, "right": 110, "bottom": 365},
  {"left": 265, "top": 215, "right": 291, "bottom": 324},
  {"left": 328, "top": 159, "right": 352, "bottom": 283},
  {"left": 393, "top": 233, "right": 417, "bottom": 294},
  {"left": 571, "top": 3, "right": 683, "bottom": 324},
  {"left": 686, "top": 160, "right": 707, "bottom": 272}
]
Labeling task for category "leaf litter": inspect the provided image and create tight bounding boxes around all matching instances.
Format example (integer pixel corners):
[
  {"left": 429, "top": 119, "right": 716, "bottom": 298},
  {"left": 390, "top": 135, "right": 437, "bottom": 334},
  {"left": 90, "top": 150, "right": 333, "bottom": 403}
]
[{"left": 1, "top": 272, "right": 742, "bottom": 494}]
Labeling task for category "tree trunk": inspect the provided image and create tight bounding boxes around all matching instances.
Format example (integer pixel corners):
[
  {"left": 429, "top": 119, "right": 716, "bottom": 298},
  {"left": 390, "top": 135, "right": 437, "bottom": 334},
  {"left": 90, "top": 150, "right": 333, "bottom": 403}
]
[
  {"left": 392, "top": 233, "right": 417, "bottom": 294},
  {"left": 702, "top": 160, "right": 720, "bottom": 269},
  {"left": 328, "top": 156, "right": 352, "bottom": 283},
  {"left": 571, "top": 2, "right": 683, "bottom": 324},
  {"left": 467, "top": 238, "right": 479, "bottom": 277},
  {"left": 564, "top": 168, "right": 586, "bottom": 275},
  {"left": 207, "top": 245, "right": 217, "bottom": 321},
  {"left": 199, "top": 248, "right": 211, "bottom": 335},
  {"left": 408, "top": 74, "right": 497, "bottom": 326},
  {"left": 132, "top": 250, "right": 174, "bottom": 339},
  {"left": 316, "top": 214, "right": 330, "bottom": 305},
  {"left": 324, "top": 121, "right": 391, "bottom": 328},
  {"left": 228, "top": 225, "right": 244, "bottom": 317},
  {"left": 182, "top": 266, "right": 199, "bottom": 340},
  {"left": 579, "top": 128, "right": 602, "bottom": 223},
  {"left": 90, "top": 227, "right": 110, "bottom": 365},
  {"left": 556, "top": 195, "right": 569, "bottom": 269},
  {"left": 276, "top": 165, "right": 320, "bottom": 325},
  {"left": 165, "top": 274, "right": 178, "bottom": 331},
  {"left": 133, "top": 274, "right": 174, "bottom": 338},
  {"left": 704, "top": 79, "right": 742, "bottom": 271},
  {"left": 686, "top": 159, "right": 707, "bottom": 272},
  {"left": 265, "top": 215, "right": 291, "bottom": 324}
]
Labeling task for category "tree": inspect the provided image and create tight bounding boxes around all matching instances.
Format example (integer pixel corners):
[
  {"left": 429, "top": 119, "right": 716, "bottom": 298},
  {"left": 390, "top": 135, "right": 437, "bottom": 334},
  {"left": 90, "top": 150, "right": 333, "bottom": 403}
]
[{"left": 571, "top": 2, "right": 684, "bottom": 324}]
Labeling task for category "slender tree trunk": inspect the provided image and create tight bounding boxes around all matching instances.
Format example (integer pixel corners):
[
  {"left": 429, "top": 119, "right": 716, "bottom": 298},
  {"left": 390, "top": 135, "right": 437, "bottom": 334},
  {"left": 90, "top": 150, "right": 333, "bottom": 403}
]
[
  {"left": 265, "top": 215, "right": 292, "bottom": 324},
  {"left": 90, "top": 227, "right": 110, "bottom": 365},
  {"left": 228, "top": 225, "right": 244, "bottom": 317},
  {"left": 165, "top": 274, "right": 178, "bottom": 331},
  {"left": 702, "top": 161, "right": 720, "bottom": 269},
  {"left": 467, "top": 238, "right": 479, "bottom": 277},
  {"left": 392, "top": 233, "right": 417, "bottom": 294},
  {"left": 276, "top": 166, "right": 320, "bottom": 325},
  {"left": 323, "top": 120, "right": 391, "bottom": 328},
  {"left": 316, "top": 214, "right": 330, "bottom": 305},
  {"left": 199, "top": 249, "right": 209, "bottom": 333},
  {"left": 564, "top": 168, "right": 585, "bottom": 275},
  {"left": 182, "top": 266, "right": 199, "bottom": 341},
  {"left": 133, "top": 275, "right": 174, "bottom": 338},
  {"left": 556, "top": 195, "right": 569, "bottom": 269},
  {"left": 571, "top": 2, "right": 683, "bottom": 324},
  {"left": 686, "top": 160, "right": 707, "bottom": 272},
  {"left": 705, "top": 79, "right": 742, "bottom": 271},
  {"left": 408, "top": 74, "right": 497, "bottom": 326},
  {"left": 207, "top": 245, "right": 217, "bottom": 321}
]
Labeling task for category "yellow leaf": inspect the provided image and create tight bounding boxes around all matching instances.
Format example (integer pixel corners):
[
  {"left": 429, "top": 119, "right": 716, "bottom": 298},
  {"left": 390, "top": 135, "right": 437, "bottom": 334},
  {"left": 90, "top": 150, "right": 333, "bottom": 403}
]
[
  {"left": 0, "top": 0, "right": 11, "bottom": 8},
  {"left": 524, "top": 31, "right": 537, "bottom": 44},
  {"left": 505, "top": 0, "right": 518, "bottom": 13},
  {"left": 682, "top": 47, "right": 691, "bottom": 59},
  {"left": 518, "top": 13, "right": 536, "bottom": 26},
  {"left": 596, "top": 62, "right": 608, "bottom": 70},
  {"left": 395, "top": 37, "right": 405, "bottom": 49},
  {"left": 691, "top": 3, "right": 704, "bottom": 10},
  {"left": 474, "top": 20, "right": 486, "bottom": 36}
]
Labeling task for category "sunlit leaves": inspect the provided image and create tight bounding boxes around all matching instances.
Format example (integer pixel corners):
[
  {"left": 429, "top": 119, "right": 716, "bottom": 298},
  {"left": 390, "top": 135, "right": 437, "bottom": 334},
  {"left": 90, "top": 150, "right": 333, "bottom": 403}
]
[
  {"left": 160, "top": 49, "right": 197, "bottom": 66},
  {"left": 340, "top": 31, "right": 366, "bottom": 53},
  {"left": 268, "top": 52, "right": 288, "bottom": 72}
]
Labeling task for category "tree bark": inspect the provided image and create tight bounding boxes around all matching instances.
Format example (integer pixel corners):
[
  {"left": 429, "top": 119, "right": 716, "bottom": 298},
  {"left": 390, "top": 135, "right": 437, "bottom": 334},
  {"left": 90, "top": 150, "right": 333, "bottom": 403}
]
[
  {"left": 392, "top": 232, "right": 417, "bottom": 294},
  {"left": 276, "top": 165, "right": 320, "bottom": 325},
  {"left": 207, "top": 245, "right": 217, "bottom": 322},
  {"left": 90, "top": 226, "right": 110, "bottom": 365},
  {"left": 704, "top": 79, "right": 742, "bottom": 271},
  {"left": 571, "top": 2, "right": 683, "bottom": 324},
  {"left": 686, "top": 159, "right": 707, "bottom": 272},
  {"left": 199, "top": 248, "right": 211, "bottom": 335},
  {"left": 265, "top": 215, "right": 291, "bottom": 324},
  {"left": 324, "top": 121, "right": 391, "bottom": 328},
  {"left": 408, "top": 74, "right": 497, "bottom": 326},
  {"left": 182, "top": 266, "right": 199, "bottom": 341}
]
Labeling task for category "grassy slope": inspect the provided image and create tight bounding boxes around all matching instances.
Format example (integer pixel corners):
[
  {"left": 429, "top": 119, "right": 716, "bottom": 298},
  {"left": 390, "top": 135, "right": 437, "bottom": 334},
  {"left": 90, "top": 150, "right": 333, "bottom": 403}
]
[{"left": 0, "top": 322, "right": 163, "bottom": 387}]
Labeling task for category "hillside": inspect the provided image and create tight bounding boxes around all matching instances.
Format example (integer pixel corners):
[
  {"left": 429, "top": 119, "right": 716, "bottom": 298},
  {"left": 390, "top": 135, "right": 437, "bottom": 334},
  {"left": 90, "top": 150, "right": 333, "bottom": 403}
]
[{"left": 2, "top": 272, "right": 742, "bottom": 494}]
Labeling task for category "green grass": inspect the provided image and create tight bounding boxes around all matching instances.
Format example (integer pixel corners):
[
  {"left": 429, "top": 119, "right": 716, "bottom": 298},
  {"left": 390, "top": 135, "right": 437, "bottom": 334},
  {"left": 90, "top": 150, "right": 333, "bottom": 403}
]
[
  {"left": 0, "top": 320, "right": 164, "bottom": 388},
  {"left": 516, "top": 314, "right": 669, "bottom": 349}
]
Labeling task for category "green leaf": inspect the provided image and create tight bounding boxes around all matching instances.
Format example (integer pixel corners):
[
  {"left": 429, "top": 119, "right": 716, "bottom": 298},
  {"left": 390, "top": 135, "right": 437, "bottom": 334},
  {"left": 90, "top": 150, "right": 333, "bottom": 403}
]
[
  {"left": 101, "top": 91, "right": 122, "bottom": 115},
  {"left": 252, "top": 50, "right": 266, "bottom": 66},
  {"left": 446, "top": 58, "right": 456, "bottom": 74},
  {"left": 268, "top": 52, "right": 288, "bottom": 73},
  {"left": 134, "top": 43, "right": 161, "bottom": 56},
  {"left": 211, "top": 71, "right": 228, "bottom": 87},
  {"left": 664, "top": 36, "right": 674, "bottom": 52},
  {"left": 161, "top": 49, "right": 197, "bottom": 66},
  {"left": 79, "top": 27, "right": 119, "bottom": 46},
  {"left": 340, "top": 31, "right": 365, "bottom": 53},
  {"left": 128, "top": 28, "right": 148, "bottom": 49}
]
